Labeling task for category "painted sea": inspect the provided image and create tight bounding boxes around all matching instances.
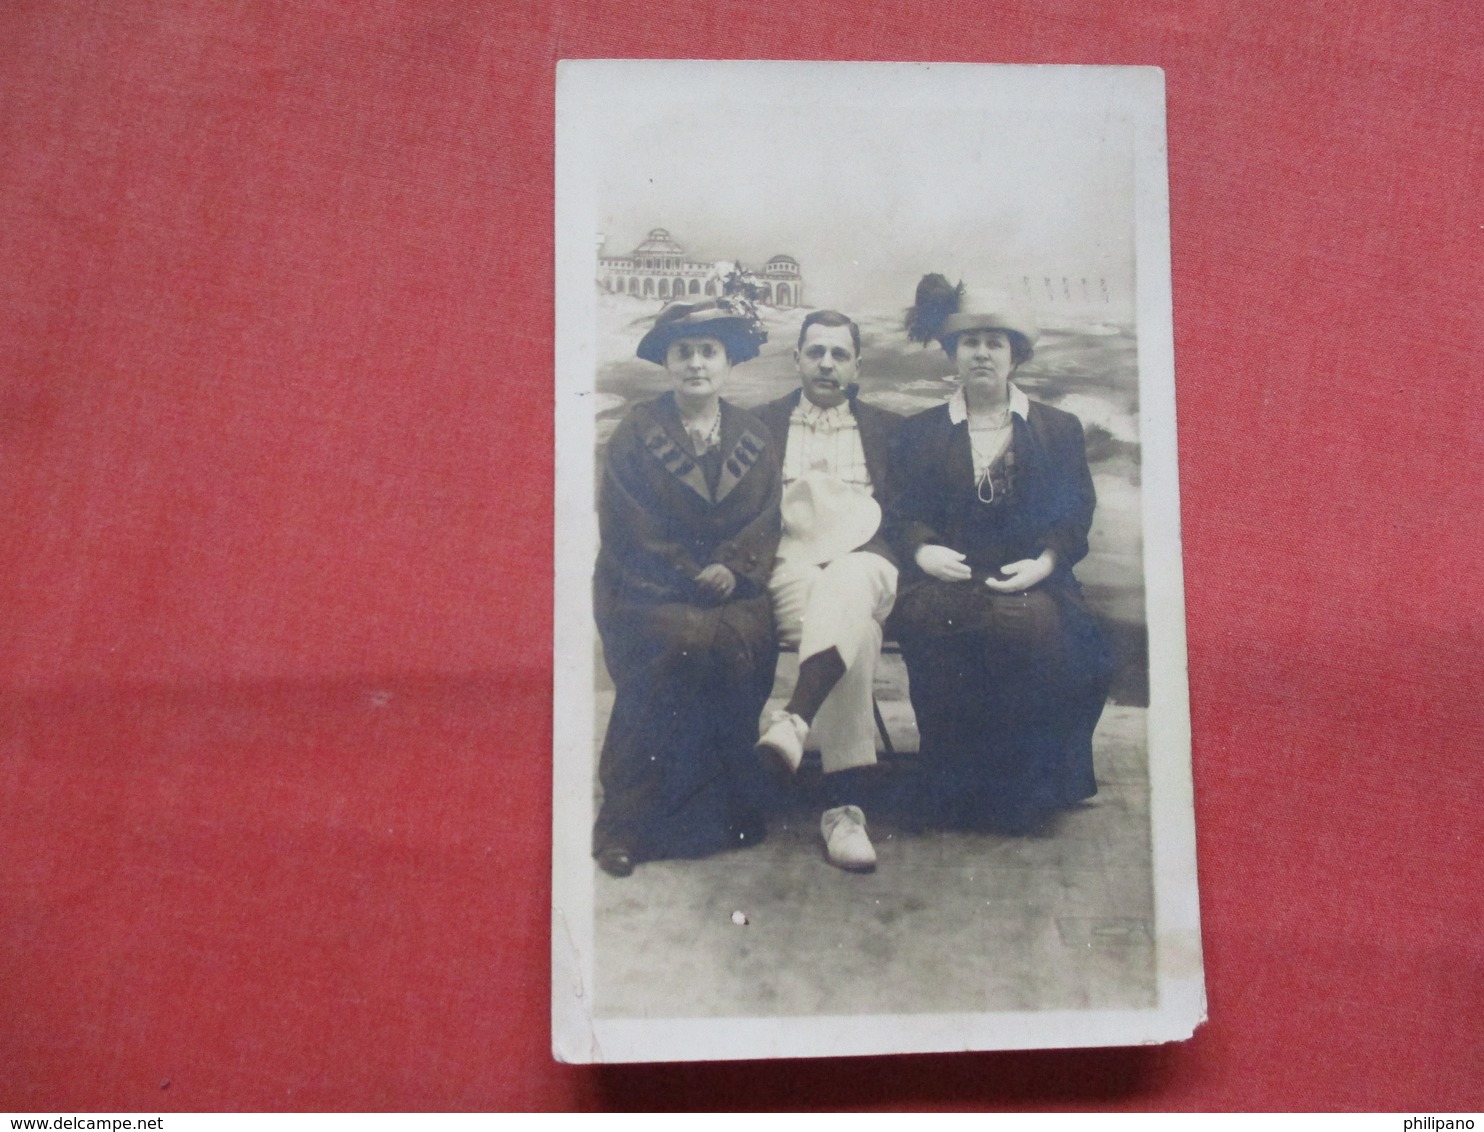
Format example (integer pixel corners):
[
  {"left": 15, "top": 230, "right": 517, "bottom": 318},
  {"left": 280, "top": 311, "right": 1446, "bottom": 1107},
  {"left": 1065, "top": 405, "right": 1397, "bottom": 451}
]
[{"left": 592, "top": 292, "right": 1148, "bottom": 703}]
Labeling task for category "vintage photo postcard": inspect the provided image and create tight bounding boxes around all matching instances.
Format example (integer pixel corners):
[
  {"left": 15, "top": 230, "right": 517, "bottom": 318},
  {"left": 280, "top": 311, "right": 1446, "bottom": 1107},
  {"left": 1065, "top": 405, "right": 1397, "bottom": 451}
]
[{"left": 553, "top": 61, "right": 1204, "bottom": 1063}]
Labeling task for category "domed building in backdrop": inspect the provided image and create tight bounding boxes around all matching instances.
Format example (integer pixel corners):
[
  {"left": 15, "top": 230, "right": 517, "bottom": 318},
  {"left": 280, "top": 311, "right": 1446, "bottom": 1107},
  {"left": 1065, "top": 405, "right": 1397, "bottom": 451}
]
[{"left": 597, "top": 228, "right": 804, "bottom": 308}]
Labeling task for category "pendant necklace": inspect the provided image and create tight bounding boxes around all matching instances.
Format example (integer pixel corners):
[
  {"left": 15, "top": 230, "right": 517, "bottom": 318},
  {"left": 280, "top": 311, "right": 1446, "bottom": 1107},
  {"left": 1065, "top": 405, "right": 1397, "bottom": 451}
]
[{"left": 682, "top": 407, "right": 721, "bottom": 455}]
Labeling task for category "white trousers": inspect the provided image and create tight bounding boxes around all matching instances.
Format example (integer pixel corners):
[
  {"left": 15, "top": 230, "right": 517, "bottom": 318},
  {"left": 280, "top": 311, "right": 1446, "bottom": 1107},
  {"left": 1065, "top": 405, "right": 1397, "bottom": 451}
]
[{"left": 768, "top": 551, "right": 899, "bottom": 774}]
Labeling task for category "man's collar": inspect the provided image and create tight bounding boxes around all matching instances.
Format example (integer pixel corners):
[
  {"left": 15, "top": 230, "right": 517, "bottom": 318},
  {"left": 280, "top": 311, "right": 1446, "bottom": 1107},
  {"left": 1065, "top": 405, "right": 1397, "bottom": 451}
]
[
  {"left": 793, "top": 386, "right": 860, "bottom": 422},
  {"left": 947, "top": 382, "right": 1030, "bottom": 425}
]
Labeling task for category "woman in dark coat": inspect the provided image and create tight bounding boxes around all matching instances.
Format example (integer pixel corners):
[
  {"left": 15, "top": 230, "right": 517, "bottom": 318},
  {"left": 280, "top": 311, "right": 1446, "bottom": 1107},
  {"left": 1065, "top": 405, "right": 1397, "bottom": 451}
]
[
  {"left": 886, "top": 276, "right": 1113, "bottom": 834},
  {"left": 592, "top": 298, "right": 782, "bottom": 877}
]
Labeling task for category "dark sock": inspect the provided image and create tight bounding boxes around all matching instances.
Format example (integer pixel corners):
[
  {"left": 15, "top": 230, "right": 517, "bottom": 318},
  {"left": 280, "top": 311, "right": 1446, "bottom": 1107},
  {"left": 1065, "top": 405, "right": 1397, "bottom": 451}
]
[
  {"left": 785, "top": 647, "right": 846, "bottom": 724},
  {"left": 823, "top": 765, "right": 875, "bottom": 810}
]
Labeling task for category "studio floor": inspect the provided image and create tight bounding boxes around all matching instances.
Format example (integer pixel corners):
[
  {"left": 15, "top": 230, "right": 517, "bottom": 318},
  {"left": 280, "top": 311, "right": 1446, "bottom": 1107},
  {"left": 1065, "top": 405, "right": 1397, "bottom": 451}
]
[{"left": 591, "top": 654, "right": 1155, "bottom": 1019}]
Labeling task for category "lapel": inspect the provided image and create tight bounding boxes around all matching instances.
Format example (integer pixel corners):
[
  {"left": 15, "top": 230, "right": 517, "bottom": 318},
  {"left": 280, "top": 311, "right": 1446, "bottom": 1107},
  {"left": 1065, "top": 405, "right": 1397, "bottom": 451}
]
[
  {"left": 640, "top": 395, "right": 711, "bottom": 502},
  {"left": 640, "top": 395, "right": 769, "bottom": 506},
  {"left": 713, "top": 401, "right": 769, "bottom": 505},
  {"left": 1013, "top": 402, "right": 1050, "bottom": 502},
  {"left": 757, "top": 389, "right": 801, "bottom": 448},
  {"left": 940, "top": 405, "right": 978, "bottom": 495},
  {"left": 847, "top": 389, "right": 889, "bottom": 490}
]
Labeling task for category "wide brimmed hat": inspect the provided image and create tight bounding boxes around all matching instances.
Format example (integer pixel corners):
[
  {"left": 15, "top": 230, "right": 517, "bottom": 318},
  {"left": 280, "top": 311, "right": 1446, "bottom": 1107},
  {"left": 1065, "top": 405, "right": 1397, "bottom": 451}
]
[
  {"left": 906, "top": 275, "right": 1040, "bottom": 355},
  {"left": 937, "top": 286, "right": 1040, "bottom": 348},
  {"left": 777, "top": 472, "right": 882, "bottom": 567},
  {"left": 635, "top": 298, "right": 768, "bottom": 366}
]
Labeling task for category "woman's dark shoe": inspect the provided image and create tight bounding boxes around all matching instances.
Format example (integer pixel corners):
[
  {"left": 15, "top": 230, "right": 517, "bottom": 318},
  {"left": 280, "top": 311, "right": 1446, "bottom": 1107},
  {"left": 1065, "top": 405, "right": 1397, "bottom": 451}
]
[{"left": 596, "top": 846, "right": 635, "bottom": 877}]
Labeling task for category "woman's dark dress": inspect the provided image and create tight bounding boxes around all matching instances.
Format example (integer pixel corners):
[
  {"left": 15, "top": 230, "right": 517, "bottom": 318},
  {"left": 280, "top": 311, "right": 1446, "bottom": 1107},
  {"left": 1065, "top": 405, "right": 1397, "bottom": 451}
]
[
  {"left": 885, "top": 398, "right": 1113, "bottom": 832},
  {"left": 593, "top": 393, "right": 781, "bottom": 862}
]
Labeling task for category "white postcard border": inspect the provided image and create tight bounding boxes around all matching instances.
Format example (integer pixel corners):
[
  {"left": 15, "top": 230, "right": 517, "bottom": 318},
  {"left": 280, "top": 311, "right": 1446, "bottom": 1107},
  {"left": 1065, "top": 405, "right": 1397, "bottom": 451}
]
[{"left": 553, "top": 60, "right": 1204, "bottom": 1064}]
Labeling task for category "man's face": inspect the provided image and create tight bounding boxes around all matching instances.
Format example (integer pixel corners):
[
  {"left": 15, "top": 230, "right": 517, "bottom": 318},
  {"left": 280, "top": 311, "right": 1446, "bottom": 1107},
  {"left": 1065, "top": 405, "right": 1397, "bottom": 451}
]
[{"left": 795, "top": 322, "right": 859, "bottom": 409}]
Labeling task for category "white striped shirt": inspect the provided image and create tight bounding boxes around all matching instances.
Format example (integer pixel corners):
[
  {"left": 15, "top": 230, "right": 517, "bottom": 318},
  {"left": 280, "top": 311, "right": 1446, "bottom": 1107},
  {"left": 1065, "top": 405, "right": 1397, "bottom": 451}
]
[{"left": 781, "top": 399, "right": 874, "bottom": 492}]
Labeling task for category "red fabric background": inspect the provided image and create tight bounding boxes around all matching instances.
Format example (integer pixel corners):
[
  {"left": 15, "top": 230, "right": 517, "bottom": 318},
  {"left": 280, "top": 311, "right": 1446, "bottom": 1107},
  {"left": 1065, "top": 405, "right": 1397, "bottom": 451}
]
[{"left": 2, "top": 0, "right": 1481, "bottom": 1111}]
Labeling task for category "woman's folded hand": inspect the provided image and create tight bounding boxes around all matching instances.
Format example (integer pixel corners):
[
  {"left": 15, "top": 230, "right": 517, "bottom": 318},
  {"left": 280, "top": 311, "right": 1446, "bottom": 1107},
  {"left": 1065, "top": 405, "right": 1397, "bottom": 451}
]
[
  {"left": 984, "top": 550, "right": 1057, "bottom": 593},
  {"left": 915, "top": 544, "right": 972, "bottom": 582},
  {"left": 693, "top": 563, "right": 738, "bottom": 602}
]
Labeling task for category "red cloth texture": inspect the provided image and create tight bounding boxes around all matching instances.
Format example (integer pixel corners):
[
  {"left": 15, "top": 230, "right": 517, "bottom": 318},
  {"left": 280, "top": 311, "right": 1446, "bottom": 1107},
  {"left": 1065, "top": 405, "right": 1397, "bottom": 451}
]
[{"left": 2, "top": 0, "right": 1481, "bottom": 1111}]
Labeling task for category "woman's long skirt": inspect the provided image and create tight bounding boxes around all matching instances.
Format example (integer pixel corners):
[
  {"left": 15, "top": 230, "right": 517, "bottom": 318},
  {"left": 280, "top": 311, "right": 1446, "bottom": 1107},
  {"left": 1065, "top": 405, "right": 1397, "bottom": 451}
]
[
  {"left": 890, "top": 580, "right": 1112, "bottom": 833},
  {"left": 593, "top": 592, "right": 778, "bottom": 862}
]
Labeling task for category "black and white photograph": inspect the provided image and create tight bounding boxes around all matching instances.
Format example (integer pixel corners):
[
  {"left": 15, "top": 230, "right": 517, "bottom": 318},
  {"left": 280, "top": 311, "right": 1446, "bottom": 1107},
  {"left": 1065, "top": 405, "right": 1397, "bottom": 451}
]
[{"left": 553, "top": 61, "right": 1203, "bottom": 1063}]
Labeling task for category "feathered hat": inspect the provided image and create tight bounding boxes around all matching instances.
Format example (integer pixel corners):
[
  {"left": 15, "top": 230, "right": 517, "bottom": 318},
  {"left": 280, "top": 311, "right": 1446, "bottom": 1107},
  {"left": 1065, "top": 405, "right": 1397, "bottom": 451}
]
[
  {"left": 905, "top": 274, "right": 1039, "bottom": 357},
  {"left": 635, "top": 298, "right": 768, "bottom": 366}
]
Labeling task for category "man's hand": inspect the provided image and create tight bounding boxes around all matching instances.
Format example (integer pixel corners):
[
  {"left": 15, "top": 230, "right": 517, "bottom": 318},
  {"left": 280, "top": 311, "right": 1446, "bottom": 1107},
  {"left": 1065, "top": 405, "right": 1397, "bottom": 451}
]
[
  {"left": 915, "top": 544, "right": 972, "bottom": 582},
  {"left": 983, "top": 550, "right": 1057, "bottom": 593},
  {"left": 693, "top": 563, "right": 737, "bottom": 602}
]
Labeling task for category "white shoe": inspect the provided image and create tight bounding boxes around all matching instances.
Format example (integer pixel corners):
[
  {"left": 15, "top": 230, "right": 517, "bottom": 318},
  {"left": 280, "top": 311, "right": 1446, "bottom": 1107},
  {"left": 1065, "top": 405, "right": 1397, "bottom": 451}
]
[
  {"left": 821, "top": 805, "right": 877, "bottom": 872},
  {"left": 756, "top": 710, "right": 807, "bottom": 776}
]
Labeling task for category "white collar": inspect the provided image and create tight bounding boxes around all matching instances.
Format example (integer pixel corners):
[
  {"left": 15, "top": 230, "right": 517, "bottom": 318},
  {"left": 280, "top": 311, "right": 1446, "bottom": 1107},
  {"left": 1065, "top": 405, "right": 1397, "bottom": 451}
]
[
  {"left": 791, "top": 395, "right": 856, "bottom": 426},
  {"left": 947, "top": 382, "right": 1031, "bottom": 425}
]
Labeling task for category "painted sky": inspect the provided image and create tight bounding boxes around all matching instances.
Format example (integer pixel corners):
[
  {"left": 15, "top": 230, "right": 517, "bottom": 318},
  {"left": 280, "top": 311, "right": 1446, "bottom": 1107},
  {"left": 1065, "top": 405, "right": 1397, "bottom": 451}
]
[{"left": 575, "top": 63, "right": 1140, "bottom": 315}]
